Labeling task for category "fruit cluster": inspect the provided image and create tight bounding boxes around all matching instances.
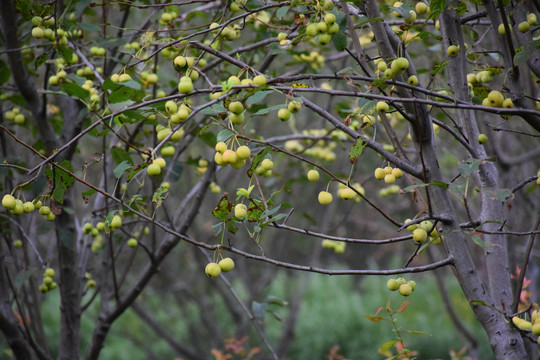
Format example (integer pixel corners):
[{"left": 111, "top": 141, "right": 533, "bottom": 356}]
[
  {"left": 512, "top": 309, "right": 540, "bottom": 345},
  {"left": 374, "top": 166, "right": 403, "bottom": 184},
  {"left": 205, "top": 257, "right": 235, "bottom": 278},
  {"left": 39, "top": 268, "right": 57, "bottom": 293},
  {"left": 3, "top": 107, "right": 25, "bottom": 125},
  {"left": 2, "top": 194, "right": 55, "bottom": 221},
  {"left": 254, "top": 158, "right": 274, "bottom": 176},
  {"left": 404, "top": 219, "right": 443, "bottom": 245},
  {"left": 214, "top": 141, "right": 252, "bottom": 170},
  {"left": 304, "top": 6, "right": 339, "bottom": 47},
  {"left": 147, "top": 157, "right": 167, "bottom": 176},
  {"left": 387, "top": 278, "right": 416, "bottom": 297},
  {"left": 321, "top": 239, "right": 346, "bottom": 253}
]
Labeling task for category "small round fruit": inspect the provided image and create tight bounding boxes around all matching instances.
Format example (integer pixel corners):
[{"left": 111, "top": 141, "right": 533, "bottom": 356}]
[
  {"left": 234, "top": 203, "right": 247, "bottom": 218},
  {"left": 415, "top": 2, "right": 428, "bottom": 14},
  {"left": 391, "top": 168, "right": 403, "bottom": 178},
  {"left": 340, "top": 188, "right": 355, "bottom": 200},
  {"left": 407, "top": 75, "right": 418, "bottom": 86},
  {"left": 31, "top": 27, "right": 45, "bottom": 39},
  {"left": 398, "top": 283, "right": 413, "bottom": 296},
  {"left": 229, "top": 112, "right": 244, "bottom": 125},
  {"left": 96, "top": 222, "right": 105, "bottom": 231},
  {"left": 387, "top": 279, "right": 400, "bottom": 291},
  {"left": 215, "top": 142, "right": 227, "bottom": 154},
  {"left": 324, "top": 13, "right": 336, "bottom": 24},
  {"left": 497, "top": 23, "right": 507, "bottom": 35},
  {"left": 39, "top": 206, "right": 51, "bottom": 215},
  {"left": 447, "top": 45, "right": 460, "bottom": 57},
  {"left": 222, "top": 149, "right": 237, "bottom": 164},
  {"left": 532, "top": 322, "right": 540, "bottom": 336},
  {"left": 111, "top": 215, "right": 122, "bottom": 229},
  {"left": 127, "top": 238, "right": 138, "bottom": 247},
  {"left": 384, "top": 174, "right": 396, "bottom": 184},
  {"left": 376, "top": 101, "right": 389, "bottom": 113},
  {"left": 391, "top": 57, "right": 409, "bottom": 74},
  {"left": 408, "top": 280, "right": 416, "bottom": 291},
  {"left": 477, "top": 134, "right": 488, "bottom": 144},
  {"left": 374, "top": 168, "right": 386, "bottom": 180},
  {"left": 118, "top": 73, "right": 131, "bottom": 82},
  {"left": 412, "top": 228, "right": 428, "bottom": 244},
  {"left": 518, "top": 21, "right": 530, "bottom": 33},
  {"left": 2, "top": 194, "right": 16, "bottom": 210},
  {"left": 487, "top": 90, "right": 504, "bottom": 107},
  {"left": 527, "top": 13, "right": 537, "bottom": 25},
  {"left": 165, "top": 100, "right": 178, "bottom": 115},
  {"left": 278, "top": 108, "right": 291, "bottom": 121},
  {"left": 502, "top": 98, "right": 514, "bottom": 108},
  {"left": 154, "top": 158, "right": 166, "bottom": 168},
  {"left": 306, "top": 23, "right": 319, "bottom": 37},
  {"left": 253, "top": 75, "right": 267, "bottom": 86},
  {"left": 178, "top": 78, "right": 194, "bottom": 94},
  {"left": 229, "top": 101, "right": 244, "bottom": 114},
  {"left": 307, "top": 170, "right": 320, "bottom": 182},
  {"left": 147, "top": 163, "right": 162, "bottom": 176},
  {"left": 13, "top": 240, "right": 23, "bottom": 248},
  {"left": 288, "top": 101, "right": 302, "bottom": 113},
  {"left": 318, "top": 33, "right": 331, "bottom": 46},
  {"left": 205, "top": 262, "right": 221, "bottom": 278},
  {"left": 219, "top": 257, "right": 235, "bottom": 272},
  {"left": 261, "top": 158, "right": 274, "bottom": 171},
  {"left": 44, "top": 268, "right": 55, "bottom": 277},
  {"left": 236, "top": 146, "right": 251, "bottom": 159},
  {"left": 318, "top": 191, "right": 333, "bottom": 205}
]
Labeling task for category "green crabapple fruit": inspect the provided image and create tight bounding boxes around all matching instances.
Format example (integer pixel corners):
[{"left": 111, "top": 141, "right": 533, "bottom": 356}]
[
  {"left": 111, "top": 215, "right": 122, "bottom": 229},
  {"left": 390, "top": 57, "right": 409, "bottom": 74},
  {"left": 318, "top": 191, "right": 333, "bottom": 205},
  {"left": 39, "top": 206, "right": 51, "bottom": 215},
  {"left": 2, "top": 194, "right": 16, "bottom": 209},
  {"left": 147, "top": 163, "right": 162, "bottom": 176},
  {"left": 478, "top": 134, "right": 488, "bottom": 144},
  {"left": 408, "top": 75, "right": 418, "bottom": 86},
  {"left": 398, "top": 283, "right": 413, "bottom": 296},
  {"left": 307, "top": 169, "right": 320, "bottom": 182},
  {"left": 412, "top": 228, "right": 428, "bottom": 243},
  {"left": 253, "top": 75, "right": 267, "bottom": 86},
  {"left": 127, "top": 238, "right": 138, "bottom": 247},
  {"left": 374, "top": 168, "right": 386, "bottom": 180},
  {"left": 384, "top": 174, "right": 396, "bottom": 184},
  {"left": 165, "top": 101, "right": 178, "bottom": 115},
  {"left": 219, "top": 257, "right": 235, "bottom": 272},
  {"left": 447, "top": 45, "right": 460, "bottom": 56},
  {"left": 261, "top": 158, "right": 274, "bottom": 170},
  {"left": 376, "top": 101, "right": 389, "bottom": 113},
  {"left": 518, "top": 21, "right": 530, "bottom": 33},
  {"left": 278, "top": 108, "right": 291, "bottom": 121},
  {"left": 387, "top": 279, "right": 400, "bottom": 291},
  {"left": 229, "top": 101, "right": 244, "bottom": 114},
  {"left": 234, "top": 204, "right": 247, "bottom": 218},
  {"left": 236, "top": 146, "right": 251, "bottom": 159},
  {"left": 205, "top": 262, "right": 221, "bottom": 278}
]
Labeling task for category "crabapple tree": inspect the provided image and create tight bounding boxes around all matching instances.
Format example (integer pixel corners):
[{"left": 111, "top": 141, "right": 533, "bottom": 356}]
[{"left": 1, "top": 0, "right": 540, "bottom": 359}]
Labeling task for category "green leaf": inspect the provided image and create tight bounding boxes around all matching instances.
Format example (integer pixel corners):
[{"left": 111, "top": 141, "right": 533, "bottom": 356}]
[
  {"left": 113, "top": 160, "right": 132, "bottom": 178},
  {"left": 59, "top": 82, "right": 90, "bottom": 100},
  {"left": 248, "top": 147, "right": 271, "bottom": 177},
  {"left": 0, "top": 60, "right": 11, "bottom": 84},
  {"left": 212, "top": 222, "right": 224, "bottom": 235},
  {"left": 349, "top": 139, "right": 366, "bottom": 163},
  {"left": 212, "top": 194, "right": 232, "bottom": 221},
  {"left": 246, "top": 90, "right": 274, "bottom": 105},
  {"left": 332, "top": 31, "right": 347, "bottom": 52},
  {"left": 108, "top": 86, "right": 135, "bottom": 103},
  {"left": 45, "top": 160, "right": 75, "bottom": 204},
  {"left": 252, "top": 301, "right": 266, "bottom": 322},
  {"left": 276, "top": 5, "right": 289, "bottom": 18},
  {"left": 57, "top": 45, "right": 73, "bottom": 64},
  {"left": 403, "top": 181, "right": 448, "bottom": 192},
  {"left": 81, "top": 188, "right": 97, "bottom": 203},
  {"left": 260, "top": 204, "right": 282, "bottom": 219},
  {"left": 35, "top": 52, "right": 49, "bottom": 70},
  {"left": 428, "top": 0, "right": 446, "bottom": 20},
  {"left": 127, "top": 163, "right": 147, "bottom": 181},
  {"left": 110, "top": 147, "right": 134, "bottom": 166},
  {"left": 265, "top": 295, "right": 288, "bottom": 306},
  {"left": 217, "top": 129, "right": 235, "bottom": 143},
  {"left": 236, "top": 185, "right": 255, "bottom": 198},
  {"left": 459, "top": 158, "right": 484, "bottom": 177},
  {"left": 227, "top": 222, "right": 238, "bottom": 234},
  {"left": 432, "top": 61, "right": 449, "bottom": 76},
  {"left": 152, "top": 185, "right": 169, "bottom": 209},
  {"left": 514, "top": 40, "right": 539, "bottom": 65},
  {"left": 379, "top": 340, "right": 398, "bottom": 353},
  {"left": 471, "top": 234, "right": 489, "bottom": 249},
  {"left": 252, "top": 104, "right": 284, "bottom": 116}
]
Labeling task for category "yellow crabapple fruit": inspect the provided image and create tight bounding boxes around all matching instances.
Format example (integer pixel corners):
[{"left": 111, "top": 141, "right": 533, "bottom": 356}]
[
  {"left": 219, "top": 257, "right": 235, "bottom": 272},
  {"left": 318, "top": 191, "right": 333, "bottom": 205},
  {"left": 205, "top": 262, "right": 221, "bottom": 278},
  {"left": 412, "top": 228, "right": 428, "bottom": 243},
  {"left": 387, "top": 279, "right": 400, "bottom": 291},
  {"left": 307, "top": 170, "right": 320, "bottom": 182},
  {"left": 399, "top": 283, "right": 412, "bottom": 296}
]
